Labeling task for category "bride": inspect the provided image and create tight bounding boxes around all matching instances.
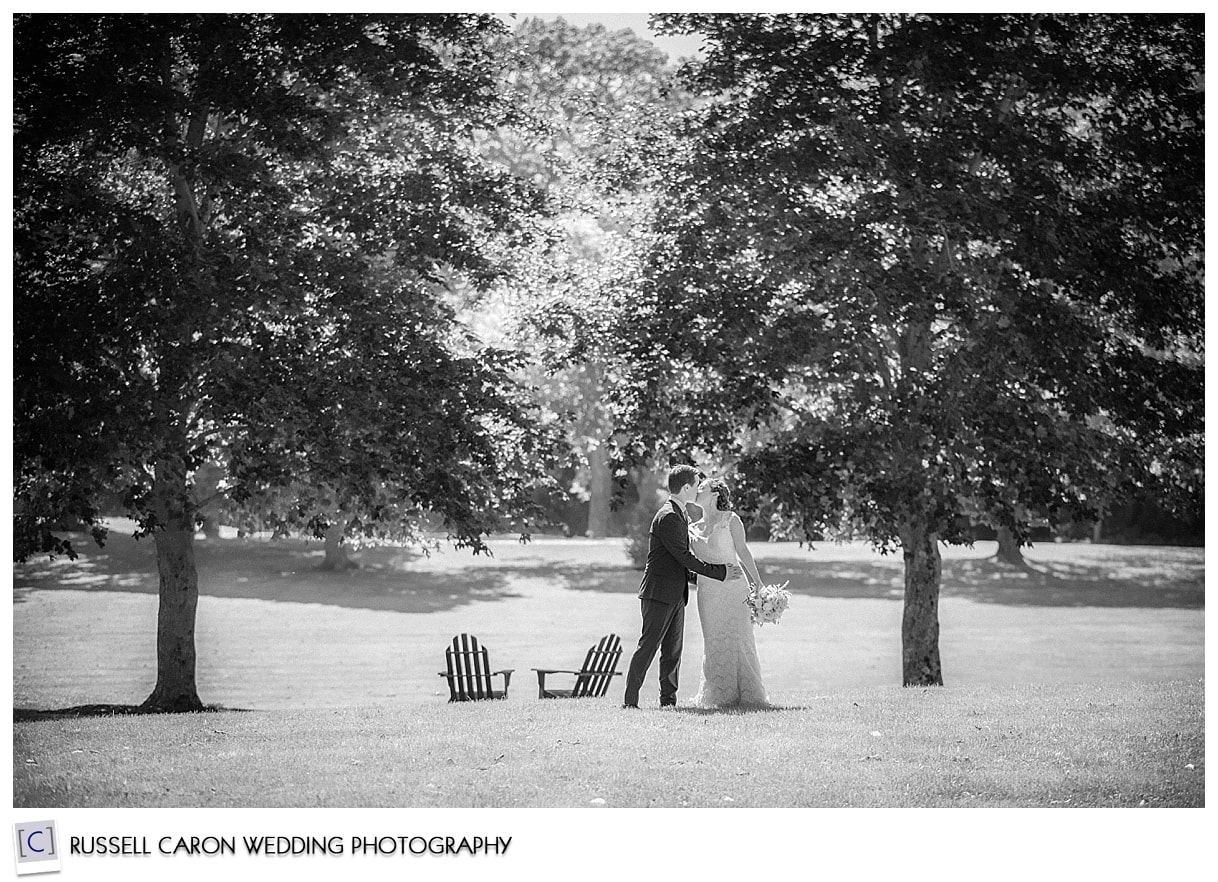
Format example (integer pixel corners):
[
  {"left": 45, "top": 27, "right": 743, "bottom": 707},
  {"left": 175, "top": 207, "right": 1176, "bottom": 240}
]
[{"left": 688, "top": 477, "right": 770, "bottom": 708}]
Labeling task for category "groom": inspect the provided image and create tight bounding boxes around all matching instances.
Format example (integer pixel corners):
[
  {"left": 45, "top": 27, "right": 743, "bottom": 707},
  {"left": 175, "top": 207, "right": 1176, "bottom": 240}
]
[{"left": 623, "top": 465, "right": 744, "bottom": 708}]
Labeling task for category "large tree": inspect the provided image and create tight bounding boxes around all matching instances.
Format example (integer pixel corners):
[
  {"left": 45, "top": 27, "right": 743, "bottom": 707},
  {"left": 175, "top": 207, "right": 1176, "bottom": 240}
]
[
  {"left": 613, "top": 13, "right": 1203, "bottom": 684},
  {"left": 14, "top": 14, "right": 559, "bottom": 710}
]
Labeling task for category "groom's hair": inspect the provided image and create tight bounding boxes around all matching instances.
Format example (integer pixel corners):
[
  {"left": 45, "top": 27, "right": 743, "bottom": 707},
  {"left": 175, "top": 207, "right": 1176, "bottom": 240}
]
[{"left": 667, "top": 464, "right": 702, "bottom": 494}]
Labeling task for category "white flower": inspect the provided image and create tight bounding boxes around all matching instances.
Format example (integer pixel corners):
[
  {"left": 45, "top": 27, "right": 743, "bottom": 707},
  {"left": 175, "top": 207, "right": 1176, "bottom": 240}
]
[{"left": 747, "top": 581, "right": 792, "bottom": 625}]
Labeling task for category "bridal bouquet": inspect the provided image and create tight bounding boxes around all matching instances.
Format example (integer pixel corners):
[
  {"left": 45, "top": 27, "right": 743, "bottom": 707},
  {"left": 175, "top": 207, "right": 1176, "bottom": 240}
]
[{"left": 745, "top": 581, "right": 791, "bottom": 626}]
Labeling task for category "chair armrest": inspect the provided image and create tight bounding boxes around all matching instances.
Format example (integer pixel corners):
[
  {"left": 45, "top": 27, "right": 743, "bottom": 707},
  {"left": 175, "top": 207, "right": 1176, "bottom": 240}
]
[
  {"left": 530, "top": 669, "right": 582, "bottom": 675},
  {"left": 492, "top": 669, "right": 515, "bottom": 675}
]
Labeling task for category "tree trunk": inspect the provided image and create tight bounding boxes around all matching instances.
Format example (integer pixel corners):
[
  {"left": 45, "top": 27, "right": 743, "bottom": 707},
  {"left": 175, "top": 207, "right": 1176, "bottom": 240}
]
[
  {"left": 142, "top": 456, "right": 204, "bottom": 712},
  {"left": 586, "top": 437, "right": 612, "bottom": 538},
  {"left": 900, "top": 517, "right": 944, "bottom": 686},
  {"left": 995, "top": 525, "right": 1025, "bottom": 566},
  {"left": 320, "top": 520, "right": 358, "bottom": 570}
]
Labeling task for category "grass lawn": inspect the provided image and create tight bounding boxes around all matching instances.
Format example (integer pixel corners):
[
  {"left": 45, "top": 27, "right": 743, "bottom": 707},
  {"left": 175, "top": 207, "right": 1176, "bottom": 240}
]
[
  {"left": 12, "top": 527, "right": 1204, "bottom": 710},
  {"left": 13, "top": 680, "right": 1203, "bottom": 808},
  {"left": 11, "top": 525, "right": 1204, "bottom": 808}
]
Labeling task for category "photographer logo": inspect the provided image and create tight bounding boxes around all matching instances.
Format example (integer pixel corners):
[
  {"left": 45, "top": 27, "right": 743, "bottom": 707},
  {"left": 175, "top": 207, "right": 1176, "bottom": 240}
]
[{"left": 12, "top": 821, "right": 60, "bottom": 875}]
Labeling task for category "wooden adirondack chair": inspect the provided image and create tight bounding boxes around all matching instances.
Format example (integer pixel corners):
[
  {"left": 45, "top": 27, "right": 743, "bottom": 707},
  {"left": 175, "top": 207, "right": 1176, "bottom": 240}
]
[
  {"left": 531, "top": 634, "right": 623, "bottom": 699},
  {"left": 438, "top": 634, "right": 513, "bottom": 701}
]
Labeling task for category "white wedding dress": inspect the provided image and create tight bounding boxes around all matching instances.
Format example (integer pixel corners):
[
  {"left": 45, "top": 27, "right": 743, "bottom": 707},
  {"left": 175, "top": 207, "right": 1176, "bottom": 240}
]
[{"left": 689, "top": 516, "right": 769, "bottom": 708}]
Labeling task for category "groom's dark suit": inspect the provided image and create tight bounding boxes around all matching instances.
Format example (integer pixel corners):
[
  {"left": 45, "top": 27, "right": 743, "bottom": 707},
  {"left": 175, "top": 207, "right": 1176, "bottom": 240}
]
[{"left": 623, "top": 499, "right": 728, "bottom": 707}]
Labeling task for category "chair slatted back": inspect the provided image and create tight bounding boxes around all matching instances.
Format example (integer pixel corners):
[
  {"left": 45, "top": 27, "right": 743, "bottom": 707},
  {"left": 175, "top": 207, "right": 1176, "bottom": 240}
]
[
  {"left": 572, "top": 634, "right": 623, "bottom": 698},
  {"left": 445, "top": 634, "right": 495, "bottom": 701}
]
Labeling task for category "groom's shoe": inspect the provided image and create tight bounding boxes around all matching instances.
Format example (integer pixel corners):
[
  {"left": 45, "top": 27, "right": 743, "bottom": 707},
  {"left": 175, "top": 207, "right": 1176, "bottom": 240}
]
[
  {"left": 659, "top": 700, "right": 677, "bottom": 708},
  {"left": 621, "top": 702, "right": 638, "bottom": 709}
]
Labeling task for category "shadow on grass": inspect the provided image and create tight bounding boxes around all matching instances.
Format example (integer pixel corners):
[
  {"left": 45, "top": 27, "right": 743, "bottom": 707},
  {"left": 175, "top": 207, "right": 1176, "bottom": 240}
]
[
  {"left": 13, "top": 533, "right": 1203, "bottom": 611},
  {"left": 13, "top": 704, "right": 251, "bottom": 722},
  {"left": 559, "top": 556, "right": 1202, "bottom": 609},
  {"left": 942, "top": 556, "right": 1204, "bottom": 608},
  {"left": 548, "top": 563, "right": 642, "bottom": 594},
  {"left": 752, "top": 554, "right": 1202, "bottom": 609},
  {"left": 13, "top": 533, "right": 522, "bottom": 614}
]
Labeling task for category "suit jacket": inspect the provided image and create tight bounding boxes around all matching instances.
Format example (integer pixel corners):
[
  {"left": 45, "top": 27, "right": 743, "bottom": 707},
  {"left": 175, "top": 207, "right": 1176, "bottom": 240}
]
[{"left": 638, "top": 500, "right": 728, "bottom": 606}]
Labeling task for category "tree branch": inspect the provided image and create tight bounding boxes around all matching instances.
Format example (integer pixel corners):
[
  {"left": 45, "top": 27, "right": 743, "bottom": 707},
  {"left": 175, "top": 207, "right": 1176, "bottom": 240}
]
[
  {"left": 186, "top": 105, "right": 209, "bottom": 151},
  {"left": 160, "top": 36, "right": 205, "bottom": 244}
]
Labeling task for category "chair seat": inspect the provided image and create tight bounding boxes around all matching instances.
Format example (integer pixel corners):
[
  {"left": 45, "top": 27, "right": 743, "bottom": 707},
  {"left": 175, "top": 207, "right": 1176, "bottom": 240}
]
[{"left": 533, "top": 635, "right": 624, "bottom": 699}]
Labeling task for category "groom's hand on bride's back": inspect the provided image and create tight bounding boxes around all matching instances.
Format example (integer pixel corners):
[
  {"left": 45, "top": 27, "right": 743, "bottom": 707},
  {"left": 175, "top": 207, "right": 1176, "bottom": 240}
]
[{"left": 727, "top": 563, "right": 744, "bottom": 580}]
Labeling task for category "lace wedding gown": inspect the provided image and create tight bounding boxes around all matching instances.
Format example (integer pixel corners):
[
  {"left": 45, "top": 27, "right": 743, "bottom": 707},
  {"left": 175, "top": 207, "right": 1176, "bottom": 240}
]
[{"left": 689, "top": 516, "right": 769, "bottom": 708}]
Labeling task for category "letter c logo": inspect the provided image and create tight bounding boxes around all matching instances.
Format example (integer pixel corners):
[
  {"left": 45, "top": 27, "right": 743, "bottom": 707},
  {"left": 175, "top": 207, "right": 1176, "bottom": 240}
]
[{"left": 26, "top": 830, "right": 45, "bottom": 853}]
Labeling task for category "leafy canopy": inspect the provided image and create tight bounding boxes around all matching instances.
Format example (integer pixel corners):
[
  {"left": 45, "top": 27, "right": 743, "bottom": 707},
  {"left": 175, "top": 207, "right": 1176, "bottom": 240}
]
[
  {"left": 614, "top": 13, "right": 1202, "bottom": 548},
  {"left": 14, "top": 13, "right": 563, "bottom": 559}
]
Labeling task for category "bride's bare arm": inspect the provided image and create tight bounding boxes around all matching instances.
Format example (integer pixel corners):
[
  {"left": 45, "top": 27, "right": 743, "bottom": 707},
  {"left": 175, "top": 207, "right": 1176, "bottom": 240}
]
[{"left": 729, "top": 515, "right": 763, "bottom": 586}]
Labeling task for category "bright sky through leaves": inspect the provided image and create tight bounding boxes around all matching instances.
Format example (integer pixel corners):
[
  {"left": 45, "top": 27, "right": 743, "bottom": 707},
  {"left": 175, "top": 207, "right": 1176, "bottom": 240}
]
[{"left": 502, "top": 11, "right": 706, "bottom": 60}]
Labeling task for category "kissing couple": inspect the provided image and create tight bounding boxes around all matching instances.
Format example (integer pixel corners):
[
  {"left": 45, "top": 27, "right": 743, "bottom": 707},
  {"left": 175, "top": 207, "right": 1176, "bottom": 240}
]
[{"left": 623, "top": 465, "right": 770, "bottom": 709}]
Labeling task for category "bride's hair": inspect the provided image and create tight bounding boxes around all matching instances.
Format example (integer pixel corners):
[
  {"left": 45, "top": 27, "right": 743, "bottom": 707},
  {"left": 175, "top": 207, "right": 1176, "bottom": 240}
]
[{"left": 707, "top": 477, "right": 733, "bottom": 511}]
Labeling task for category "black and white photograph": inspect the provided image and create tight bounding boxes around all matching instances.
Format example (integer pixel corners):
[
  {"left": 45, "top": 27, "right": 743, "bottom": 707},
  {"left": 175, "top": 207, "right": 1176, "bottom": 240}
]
[{"left": 7, "top": 8, "right": 1207, "bottom": 879}]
